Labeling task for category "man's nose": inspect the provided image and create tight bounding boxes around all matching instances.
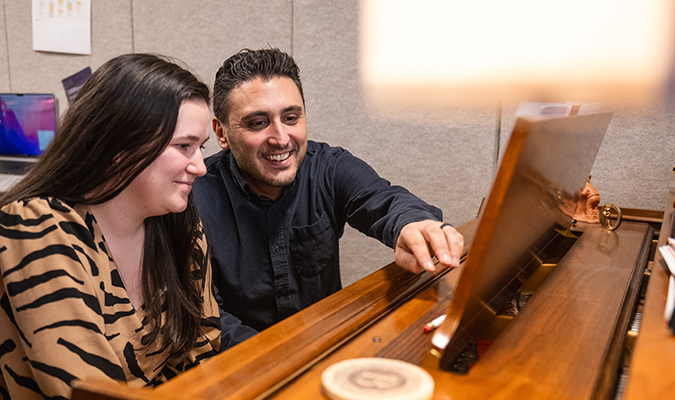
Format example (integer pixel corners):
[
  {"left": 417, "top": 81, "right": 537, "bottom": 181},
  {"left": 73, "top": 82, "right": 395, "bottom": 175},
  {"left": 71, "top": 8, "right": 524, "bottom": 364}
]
[{"left": 267, "top": 119, "right": 290, "bottom": 147}]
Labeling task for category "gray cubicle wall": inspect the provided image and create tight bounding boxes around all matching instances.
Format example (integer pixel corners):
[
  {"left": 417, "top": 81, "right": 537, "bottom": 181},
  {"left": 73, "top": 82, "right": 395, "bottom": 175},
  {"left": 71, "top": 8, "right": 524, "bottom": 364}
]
[{"left": 1, "top": 1, "right": 672, "bottom": 286}]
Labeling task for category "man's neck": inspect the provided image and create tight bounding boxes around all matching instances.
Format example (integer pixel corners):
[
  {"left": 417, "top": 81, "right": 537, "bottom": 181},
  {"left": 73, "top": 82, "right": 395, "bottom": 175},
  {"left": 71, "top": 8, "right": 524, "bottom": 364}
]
[{"left": 238, "top": 168, "right": 284, "bottom": 201}]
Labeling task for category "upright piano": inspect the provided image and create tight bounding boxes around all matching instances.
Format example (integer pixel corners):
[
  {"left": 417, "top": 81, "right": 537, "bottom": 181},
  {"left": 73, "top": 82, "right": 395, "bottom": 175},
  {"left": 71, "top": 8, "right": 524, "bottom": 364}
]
[{"left": 72, "top": 113, "right": 675, "bottom": 400}]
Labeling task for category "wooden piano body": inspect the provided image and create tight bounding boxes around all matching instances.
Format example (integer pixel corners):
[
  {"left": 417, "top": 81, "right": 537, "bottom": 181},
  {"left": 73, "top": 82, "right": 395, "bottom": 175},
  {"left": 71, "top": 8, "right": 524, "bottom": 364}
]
[{"left": 72, "top": 113, "right": 675, "bottom": 400}]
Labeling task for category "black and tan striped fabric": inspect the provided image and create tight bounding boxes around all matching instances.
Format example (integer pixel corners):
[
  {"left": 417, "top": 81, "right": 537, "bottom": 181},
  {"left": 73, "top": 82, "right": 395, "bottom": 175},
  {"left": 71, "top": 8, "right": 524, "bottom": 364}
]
[{"left": 0, "top": 197, "right": 220, "bottom": 400}]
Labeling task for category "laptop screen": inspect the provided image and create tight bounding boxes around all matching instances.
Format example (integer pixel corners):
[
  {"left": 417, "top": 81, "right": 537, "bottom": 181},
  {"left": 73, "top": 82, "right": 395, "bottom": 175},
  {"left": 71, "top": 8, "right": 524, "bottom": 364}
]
[{"left": 0, "top": 93, "right": 57, "bottom": 157}]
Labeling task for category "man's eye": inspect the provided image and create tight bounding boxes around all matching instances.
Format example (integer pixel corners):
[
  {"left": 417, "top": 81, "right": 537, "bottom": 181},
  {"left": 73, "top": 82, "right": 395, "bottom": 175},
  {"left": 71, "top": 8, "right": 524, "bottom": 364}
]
[
  {"left": 248, "top": 119, "right": 268, "bottom": 130},
  {"left": 284, "top": 115, "right": 299, "bottom": 125}
]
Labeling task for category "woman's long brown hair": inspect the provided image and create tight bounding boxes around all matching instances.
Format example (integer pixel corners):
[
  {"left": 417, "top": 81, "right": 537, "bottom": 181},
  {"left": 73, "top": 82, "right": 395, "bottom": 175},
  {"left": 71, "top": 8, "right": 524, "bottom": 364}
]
[{"left": 0, "top": 53, "right": 211, "bottom": 359}]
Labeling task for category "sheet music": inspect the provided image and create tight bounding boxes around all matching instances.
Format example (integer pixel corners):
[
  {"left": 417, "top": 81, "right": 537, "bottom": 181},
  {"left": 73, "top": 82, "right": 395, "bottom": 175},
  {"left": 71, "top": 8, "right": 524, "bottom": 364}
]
[
  {"left": 514, "top": 101, "right": 603, "bottom": 118},
  {"left": 657, "top": 239, "right": 675, "bottom": 327}
]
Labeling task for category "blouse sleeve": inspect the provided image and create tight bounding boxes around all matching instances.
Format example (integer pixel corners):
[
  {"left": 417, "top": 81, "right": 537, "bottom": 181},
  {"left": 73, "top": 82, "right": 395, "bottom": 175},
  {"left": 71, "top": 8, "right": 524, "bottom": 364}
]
[
  {"left": 0, "top": 198, "right": 125, "bottom": 399},
  {"left": 192, "top": 228, "right": 224, "bottom": 355}
]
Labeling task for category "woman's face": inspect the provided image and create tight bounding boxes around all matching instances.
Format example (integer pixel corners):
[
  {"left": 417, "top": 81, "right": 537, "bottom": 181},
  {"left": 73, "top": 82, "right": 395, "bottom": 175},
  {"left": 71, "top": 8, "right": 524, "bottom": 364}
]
[{"left": 123, "top": 99, "right": 210, "bottom": 218}]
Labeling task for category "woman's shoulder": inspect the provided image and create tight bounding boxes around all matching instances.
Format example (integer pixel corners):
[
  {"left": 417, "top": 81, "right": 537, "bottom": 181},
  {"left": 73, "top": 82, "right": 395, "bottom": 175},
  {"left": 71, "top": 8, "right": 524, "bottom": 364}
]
[
  {"left": 1, "top": 196, "right": 79, "bottom": 220},
  {"left": 0, "top": 197, "right": 95, "bottom": 245}
]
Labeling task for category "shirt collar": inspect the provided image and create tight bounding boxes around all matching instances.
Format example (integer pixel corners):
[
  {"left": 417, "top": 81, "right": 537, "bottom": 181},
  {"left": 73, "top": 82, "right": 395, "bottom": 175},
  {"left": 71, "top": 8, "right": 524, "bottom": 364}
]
[
  {"left": 225, "top": 150, "right": 298, "bottom": 202},
  {"left": 226, "top": 152, "right": 249, "bottom": 192}
]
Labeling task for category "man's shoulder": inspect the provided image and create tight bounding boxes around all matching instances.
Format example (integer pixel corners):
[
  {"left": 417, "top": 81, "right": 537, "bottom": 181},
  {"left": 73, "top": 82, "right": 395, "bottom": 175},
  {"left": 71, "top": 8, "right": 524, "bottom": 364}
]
[
  {"left": 197, "top": 150, "right": 235, "bottom": 185},
  {"left": 305, "top": 140, "right": 351, "bottom": 161},
  {"left": 193, "top": 150, "right": 230, "bottom": 198},
  {"left": 299, "top": 141, "right": 372, "bottom": 192},
  {"left": 203, "top": 149, "right": 228, "bottom": 170}
]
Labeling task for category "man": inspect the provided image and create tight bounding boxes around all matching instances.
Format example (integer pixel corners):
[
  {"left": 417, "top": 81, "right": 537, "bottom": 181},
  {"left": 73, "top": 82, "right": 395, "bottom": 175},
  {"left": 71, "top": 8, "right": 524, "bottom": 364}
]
[{"left": 193, "top": 48, "right": 463, "bottom": 337}]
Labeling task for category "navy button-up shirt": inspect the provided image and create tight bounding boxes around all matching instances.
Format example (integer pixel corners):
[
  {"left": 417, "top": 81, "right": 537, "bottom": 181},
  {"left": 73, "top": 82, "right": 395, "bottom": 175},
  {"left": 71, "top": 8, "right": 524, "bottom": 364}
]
[{"left": 193, "top": 141, "right": 442, "bottom": 331}]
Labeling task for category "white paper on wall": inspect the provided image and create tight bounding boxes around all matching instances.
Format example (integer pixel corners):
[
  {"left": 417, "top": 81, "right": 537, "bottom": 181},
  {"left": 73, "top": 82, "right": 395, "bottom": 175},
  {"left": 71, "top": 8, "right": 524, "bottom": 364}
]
[{"left": 32, "top": 0, "right": 91, "bottom": 55}]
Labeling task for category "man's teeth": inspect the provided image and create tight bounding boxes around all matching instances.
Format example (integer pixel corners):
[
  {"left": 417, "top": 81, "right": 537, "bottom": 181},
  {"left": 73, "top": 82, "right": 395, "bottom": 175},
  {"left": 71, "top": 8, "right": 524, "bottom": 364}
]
[{"left": 267, "top": 153, "right": 290, "bottom": 161}]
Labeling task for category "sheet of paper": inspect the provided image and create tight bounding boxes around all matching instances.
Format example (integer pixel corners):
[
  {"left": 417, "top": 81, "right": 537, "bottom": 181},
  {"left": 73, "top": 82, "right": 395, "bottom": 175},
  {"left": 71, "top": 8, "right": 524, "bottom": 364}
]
[
  {"left": 514, "top": 101, "right": 604, "bottom": 118},
  {"left": 32, "top": 0, "right": 91, "bottom": 55},
  {"left": 666, "top": 275, "right": 675, "bottom": 323},
  {"left": 515, "top": 101, "right": 572, "bottom": 118},
  {"left": 659, "top": 240, "right": 675, "bottom": 275},
  {"left": 659, "top": 240, "right": 675, "bottom": 326}
]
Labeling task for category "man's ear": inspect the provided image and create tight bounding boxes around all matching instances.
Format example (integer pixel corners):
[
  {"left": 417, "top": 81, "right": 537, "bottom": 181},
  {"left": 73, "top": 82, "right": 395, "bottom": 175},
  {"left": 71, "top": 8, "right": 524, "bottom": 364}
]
[{"left": 213, "top": 118, "right": 230, "bottom": 150}]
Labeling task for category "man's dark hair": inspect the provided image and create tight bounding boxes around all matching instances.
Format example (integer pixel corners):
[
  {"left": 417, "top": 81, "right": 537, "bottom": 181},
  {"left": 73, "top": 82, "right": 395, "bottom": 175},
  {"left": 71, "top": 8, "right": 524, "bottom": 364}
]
[
  {"left": 1, "top": 53, "right": 211, "bottom": 360},
  {"left": 213, "top": 48, "right": 305, "bottom": 124}
]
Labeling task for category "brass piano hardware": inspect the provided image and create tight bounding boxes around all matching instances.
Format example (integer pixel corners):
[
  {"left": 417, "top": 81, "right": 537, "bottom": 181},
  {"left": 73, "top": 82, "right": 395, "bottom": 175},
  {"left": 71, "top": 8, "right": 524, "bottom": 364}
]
[
  {"left": 422, "top": 349, "right": 442, "bottom": 369},
  {"left": 556, "top": 225, "right": 580, "bottom": 238},
  {"left": 531, "top": 251, "right": 544, "bottom": 265},
  {"left": 599, "top": 203, "right": 622, "bottom": 231},
  {"left": 520, "top": 263, "right": 556, "bottom": 290}
]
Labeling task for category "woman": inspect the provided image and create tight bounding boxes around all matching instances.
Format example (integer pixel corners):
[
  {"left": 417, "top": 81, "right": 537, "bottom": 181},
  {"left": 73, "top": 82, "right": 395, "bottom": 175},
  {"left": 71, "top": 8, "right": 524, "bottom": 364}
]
[{"left": 0, "top": 53, "right": 219, "bottom": 399}]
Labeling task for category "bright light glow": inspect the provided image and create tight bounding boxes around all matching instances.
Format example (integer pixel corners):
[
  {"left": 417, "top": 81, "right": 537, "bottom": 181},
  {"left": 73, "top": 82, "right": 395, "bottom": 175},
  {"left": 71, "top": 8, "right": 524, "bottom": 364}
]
[{"left": 361, "top": 0, "right": 674, "bottom": 103}]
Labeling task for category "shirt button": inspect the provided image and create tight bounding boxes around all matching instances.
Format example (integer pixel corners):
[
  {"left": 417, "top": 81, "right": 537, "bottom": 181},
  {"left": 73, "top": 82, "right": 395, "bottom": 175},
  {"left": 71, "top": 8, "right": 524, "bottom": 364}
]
[{"left": 274, "top": 246, "right": 281, "bottom": 253}]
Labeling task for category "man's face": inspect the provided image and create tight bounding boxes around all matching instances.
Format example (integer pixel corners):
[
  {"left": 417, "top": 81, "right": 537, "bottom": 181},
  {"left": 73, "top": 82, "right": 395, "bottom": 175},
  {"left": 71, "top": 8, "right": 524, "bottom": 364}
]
[{"left": 215, "top": 76, "right": 308, "bottom": 200}]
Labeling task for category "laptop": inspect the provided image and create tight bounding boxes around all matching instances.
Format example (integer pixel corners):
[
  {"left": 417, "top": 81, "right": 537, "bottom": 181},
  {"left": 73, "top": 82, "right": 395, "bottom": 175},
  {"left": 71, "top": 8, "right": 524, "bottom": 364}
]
[{"left": 0, "top": 93, "right": 57, "bottom": 191}]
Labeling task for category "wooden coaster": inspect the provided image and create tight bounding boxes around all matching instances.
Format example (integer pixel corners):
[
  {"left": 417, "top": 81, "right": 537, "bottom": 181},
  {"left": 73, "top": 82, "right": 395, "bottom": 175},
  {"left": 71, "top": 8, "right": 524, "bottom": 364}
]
[{"left": 321, "top": 358, "right": 434, "bottom": 400}]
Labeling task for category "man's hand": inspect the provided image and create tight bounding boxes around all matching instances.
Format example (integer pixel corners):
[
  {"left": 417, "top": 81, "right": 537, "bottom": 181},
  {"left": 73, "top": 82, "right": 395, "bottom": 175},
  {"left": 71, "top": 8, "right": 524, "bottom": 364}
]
[{"left": 394, "top": 220, "right": 464, "bottom": 274}]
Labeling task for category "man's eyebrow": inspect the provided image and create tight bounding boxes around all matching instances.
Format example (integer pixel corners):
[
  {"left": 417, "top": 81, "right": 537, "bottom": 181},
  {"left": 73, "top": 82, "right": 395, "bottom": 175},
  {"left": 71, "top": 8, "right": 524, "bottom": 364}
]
[
  {"left": 240, "top": 106, "right": 303, "bottom": 120},
  {"left": 283, "top": 105, "right": 303, "bottom": 113},
  {"left": 241, "top": 111, "right": 269, "bottom": 120}
]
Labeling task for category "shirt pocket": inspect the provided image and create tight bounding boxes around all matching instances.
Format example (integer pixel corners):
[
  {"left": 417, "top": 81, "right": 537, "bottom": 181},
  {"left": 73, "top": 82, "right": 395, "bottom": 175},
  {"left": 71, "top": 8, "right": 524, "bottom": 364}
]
[{"left": 290, "top": 212, "right": 336, "bottom": 276}]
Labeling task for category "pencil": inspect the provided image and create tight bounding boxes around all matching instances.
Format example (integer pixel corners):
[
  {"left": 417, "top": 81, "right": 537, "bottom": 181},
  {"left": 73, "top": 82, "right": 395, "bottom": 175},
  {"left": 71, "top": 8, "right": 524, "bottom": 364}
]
[{"left": 423, "top": 314, "right": 446, "bottom": 332}]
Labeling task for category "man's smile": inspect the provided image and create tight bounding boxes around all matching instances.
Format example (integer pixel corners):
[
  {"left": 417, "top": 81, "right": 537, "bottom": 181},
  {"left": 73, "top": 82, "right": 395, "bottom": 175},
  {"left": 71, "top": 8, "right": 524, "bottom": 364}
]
[{"left": 265, "top": 152, "right": 291, "bottom": 162}]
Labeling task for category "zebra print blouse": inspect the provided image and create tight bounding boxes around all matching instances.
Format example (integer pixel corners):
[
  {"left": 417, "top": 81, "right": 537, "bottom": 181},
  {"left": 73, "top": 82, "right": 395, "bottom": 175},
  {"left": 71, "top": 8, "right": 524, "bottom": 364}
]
[{"left": 0, "top": 197, "right": 220, "bottom": 399}]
